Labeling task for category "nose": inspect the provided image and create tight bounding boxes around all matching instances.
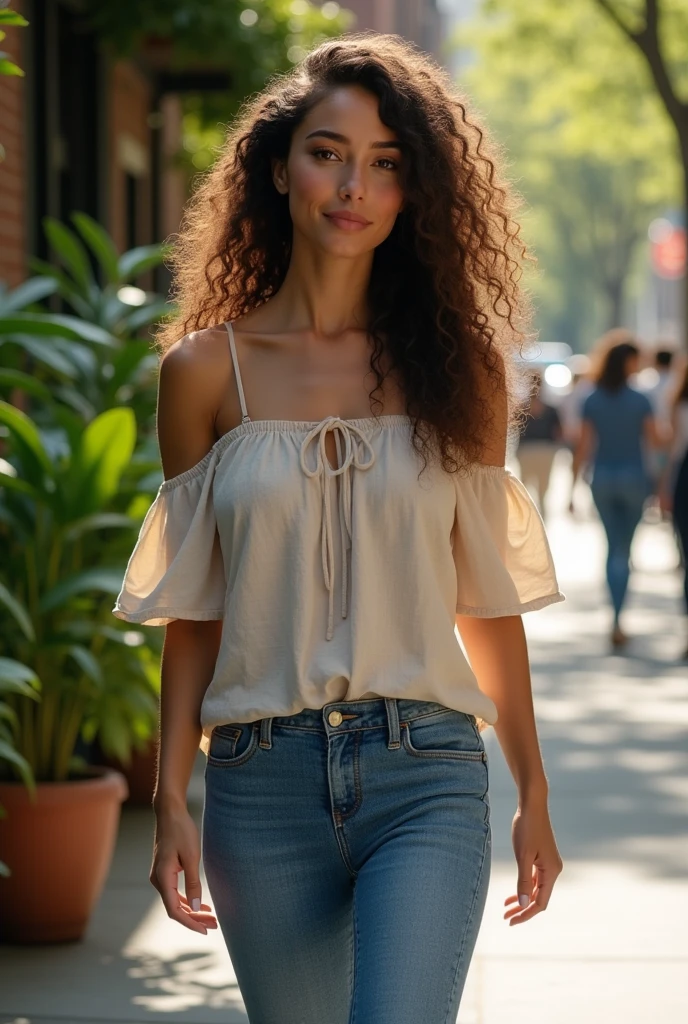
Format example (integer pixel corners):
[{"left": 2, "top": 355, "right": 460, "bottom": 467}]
[{"left": 339, "top": 161, "right": 365, "bottom": 201}]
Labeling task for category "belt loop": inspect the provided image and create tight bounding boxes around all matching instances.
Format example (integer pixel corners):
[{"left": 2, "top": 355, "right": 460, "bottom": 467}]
[
  {"left": 384, "top": 698, "right": 401, "bottom": 749},
  {"left": 259, "top": 717, "right": 273, "bottom": 749}
]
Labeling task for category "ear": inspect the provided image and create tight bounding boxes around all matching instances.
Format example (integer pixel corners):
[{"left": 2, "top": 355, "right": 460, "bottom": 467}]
[{"left": 271, "top": 157, "right": 289, "bottom": 195}]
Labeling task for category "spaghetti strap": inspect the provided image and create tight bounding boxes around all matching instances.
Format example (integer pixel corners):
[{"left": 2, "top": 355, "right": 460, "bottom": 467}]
[{"left": 224, "top": 321, "right": 251, "bottom": 424}]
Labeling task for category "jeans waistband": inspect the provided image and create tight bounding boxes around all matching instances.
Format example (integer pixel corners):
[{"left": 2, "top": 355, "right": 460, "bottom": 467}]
[{"left": 257, "top": 698, "right": 471, "bottom": 752}]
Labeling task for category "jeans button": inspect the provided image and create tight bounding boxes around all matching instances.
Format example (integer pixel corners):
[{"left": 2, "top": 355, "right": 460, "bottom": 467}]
[{"left": 328, "top": 710, "right": 343, "bottom": 727}]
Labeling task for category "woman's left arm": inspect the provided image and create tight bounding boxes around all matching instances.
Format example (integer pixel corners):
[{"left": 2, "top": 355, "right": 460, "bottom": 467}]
[{"left": 455, "top": 612, "right": 564, "bottom": 926}]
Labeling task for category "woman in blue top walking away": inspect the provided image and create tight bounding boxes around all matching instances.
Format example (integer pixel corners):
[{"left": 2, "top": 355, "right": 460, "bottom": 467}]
[{"left": 573, "top": 340, "right": 660, "bottom": 648}]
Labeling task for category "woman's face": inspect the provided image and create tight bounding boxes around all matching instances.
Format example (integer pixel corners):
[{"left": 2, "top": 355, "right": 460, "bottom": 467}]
[{"left": 273, "top": 85, "right": 405, "bottom": 259}]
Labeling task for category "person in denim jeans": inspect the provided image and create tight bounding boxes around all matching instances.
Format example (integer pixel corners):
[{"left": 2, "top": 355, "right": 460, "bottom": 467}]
[
  {"left": 573, "top": 339, "right": 661, "bottom": 648},
  {"left": 114, "top": 36, "right": 566, "bottom": 1024}
]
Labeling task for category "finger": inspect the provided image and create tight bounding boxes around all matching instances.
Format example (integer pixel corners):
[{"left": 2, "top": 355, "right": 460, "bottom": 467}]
[
  {"left": 176, "top": 895, "right": 219, "bottom": 927},
  {"left": 516, "top": 863, "right": 536, "bottom": 909},
  {"left": 155, "top": 863, "right": 208, "bottom": 934},
  {"left": 181, "top": 862, "right": 204, "bottom": 915}
]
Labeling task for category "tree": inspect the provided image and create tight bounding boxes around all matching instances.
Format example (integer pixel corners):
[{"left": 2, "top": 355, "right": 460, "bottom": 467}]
[
  {"left": 593, "top": 0, "right": 688, "bottom": 348},
  {"left": 459, "top": 1, "right": 682, "bottom": 348}
]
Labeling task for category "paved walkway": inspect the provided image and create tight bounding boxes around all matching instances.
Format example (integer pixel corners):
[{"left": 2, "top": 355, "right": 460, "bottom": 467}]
[{"left": 1, "top": 452, "right": 687, "bottom": 1023}]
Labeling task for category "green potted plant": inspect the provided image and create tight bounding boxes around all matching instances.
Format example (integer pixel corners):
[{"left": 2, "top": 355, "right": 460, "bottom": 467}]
[
  {"left": 0, "top": 653, "right": 40, "bottom": 878},
  {"left": 0, "top": 399, "right": 162, "bottom": 942}
]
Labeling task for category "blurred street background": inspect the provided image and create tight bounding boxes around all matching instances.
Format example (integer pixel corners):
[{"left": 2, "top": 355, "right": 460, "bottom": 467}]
[{"left": 1, "top": 0, "right": 687, "bottom": 1022}]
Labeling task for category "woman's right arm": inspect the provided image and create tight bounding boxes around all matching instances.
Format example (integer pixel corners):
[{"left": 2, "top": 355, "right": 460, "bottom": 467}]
[{"left": 149, "top": 331, "right": 229, "bottom": 935}]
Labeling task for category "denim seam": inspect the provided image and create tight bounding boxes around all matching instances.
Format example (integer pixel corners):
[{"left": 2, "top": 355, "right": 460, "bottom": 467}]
[
  {"left": 338, "top": 731, "right": 363, "bottom": 820},
  {"left": 443, "top": 827, "right": 490, "bottom": 1024},
  {"left": 267, "top": 709, "right": 473, "bottom": 736},
  {"left": 332, "top": 818, "right": 358, "bottom": 879},
  {"left": 402, "top": 724, "right": 487, "bottom": 762},
  {"left": 348, "top": 885, "right": 360, "bottom": 1024},
  {"left": 206, "top": 723, "right": 259, "bottom": 768}
]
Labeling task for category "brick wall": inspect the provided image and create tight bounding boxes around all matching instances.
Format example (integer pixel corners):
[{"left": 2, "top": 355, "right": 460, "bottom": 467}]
[{"left": 0, "top": 6, "right": 26, "bottom": 288}]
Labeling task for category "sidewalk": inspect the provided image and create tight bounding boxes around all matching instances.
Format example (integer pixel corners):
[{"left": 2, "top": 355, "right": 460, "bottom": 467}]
[{"left": 1, "top": 453, "right": 687, "bottom": 1024}]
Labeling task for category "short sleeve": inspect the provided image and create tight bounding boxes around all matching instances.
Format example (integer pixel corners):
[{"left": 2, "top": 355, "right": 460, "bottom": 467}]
[
  {"left": 452, "top": 464, "right": 565, "bottom": 617},
  {"left": 112, "top": 455, "right": 226, "bottom": 626}
]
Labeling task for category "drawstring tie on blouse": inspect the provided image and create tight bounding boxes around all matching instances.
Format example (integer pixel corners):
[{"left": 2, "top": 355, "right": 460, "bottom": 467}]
[{"left": 299, "top": 417, "right": 376, "bottom": 640}]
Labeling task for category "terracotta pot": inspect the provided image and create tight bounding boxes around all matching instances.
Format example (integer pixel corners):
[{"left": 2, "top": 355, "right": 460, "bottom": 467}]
[{"left": 0, "top": 767, "right": 128, "bottom": 944}]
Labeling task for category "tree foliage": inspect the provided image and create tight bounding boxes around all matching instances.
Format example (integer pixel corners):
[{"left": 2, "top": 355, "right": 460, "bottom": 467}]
[{"left": 458, "top": 0, "right": 682, "bottom": 349}]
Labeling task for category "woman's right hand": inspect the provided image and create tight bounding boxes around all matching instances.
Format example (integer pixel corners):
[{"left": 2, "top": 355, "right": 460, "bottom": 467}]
[{"left": 150, "top": 801, "right": 218, "bottom": 934}]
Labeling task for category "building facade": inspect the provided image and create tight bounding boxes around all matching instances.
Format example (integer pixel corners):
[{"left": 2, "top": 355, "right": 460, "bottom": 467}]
[{"left": 345, "top": 0, "right": 443, "bottom": 57}]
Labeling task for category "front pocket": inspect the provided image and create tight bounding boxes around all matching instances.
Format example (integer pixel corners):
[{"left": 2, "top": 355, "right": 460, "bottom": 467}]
[
  {"left": 207, "top": 722, "right": 260, "bottom": 767},
  {"left": 402, "top": 711, "right": 487, "bottom": 761}
]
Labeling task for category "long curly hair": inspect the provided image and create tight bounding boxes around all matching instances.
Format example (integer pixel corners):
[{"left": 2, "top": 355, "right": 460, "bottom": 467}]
[{"left": 156, "top": 33, "right": 534, "bottom": 472}]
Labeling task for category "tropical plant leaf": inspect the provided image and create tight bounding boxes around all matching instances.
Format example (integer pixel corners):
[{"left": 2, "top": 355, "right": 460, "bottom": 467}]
[
  {"left": 66, "top": 645, "right": 104, "bottom": 687},
  {"left": 124, "top": 299, "right": 171, "bottom": 333},
  {"left": 5, "top": 334, "right": 81, "bottom": 378},
  {"left": 0, "top": 739, "right": 36, "bottom": 793},
  {"left": 0, "top": 659, "right": 40, "bottom": 697},
  {"left": 0, "top": 369, "right": 53, "bottom": 401},
  {"left": 43, "top": 217, "right": 94, "bottom": 293},
  {"left": 39, "top": 567, "right": 126, "bottom": 613},
  {"left": 0, "top": 11, "right": 30, "bottom": 25},
  {"left": 64, "top": 407, "right": 136, "bottom": 517},
  {"left": 0, "top": 313, "right": 116, "bottom": 346},
  {"left": 0, "top": 400, "right": 54, "bottom": 485},
  {"left": 71, "top": 212, "right": 120, "bottom": 284},
  {"left": 63, "top": 512, "right": 137, "bottom": 541},
  {"left": 0, "top": 276, "right": 58, "bottom": 313},
  {"left": 118, "top": 244, "right": 169, "bottom": 281},
  {"left": 0, "top": 471, "right": 41, "bottom": 498}
]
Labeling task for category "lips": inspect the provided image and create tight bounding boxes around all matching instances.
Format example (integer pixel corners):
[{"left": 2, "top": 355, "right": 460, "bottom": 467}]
[{"left": 324, "top": 210, "right": 372, "bottom": 230}]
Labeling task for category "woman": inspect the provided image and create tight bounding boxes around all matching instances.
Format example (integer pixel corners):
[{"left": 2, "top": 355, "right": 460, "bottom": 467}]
[
  {"left": 113, "top": 36, "right": 564, "bottom": 1023},
  {"left": 659, "top": 360, "right": 688, "bottom": 658},
  {"left": 573, "top": 339, "right": 659, "bottom": 649},
  {"left": 516, "top": 370, "right": 563, "bottom": 519}
]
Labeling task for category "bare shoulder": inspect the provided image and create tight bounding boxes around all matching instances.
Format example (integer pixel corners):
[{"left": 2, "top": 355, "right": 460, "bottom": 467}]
[{"left": 157, "top": 325, "right": 233, "bottom": 480}]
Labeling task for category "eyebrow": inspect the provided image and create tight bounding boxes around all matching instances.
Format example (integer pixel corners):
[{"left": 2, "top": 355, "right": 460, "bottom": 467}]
[{"left": 304, "top": 129, "right": 402, "bottom": 150}]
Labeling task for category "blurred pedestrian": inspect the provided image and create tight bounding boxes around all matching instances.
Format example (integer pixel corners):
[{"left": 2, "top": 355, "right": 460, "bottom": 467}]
[
  {"left": 573, "top": 340, "right": 661, "bottom": 648},
  {"left": 659, "top": 360, "right": 688, "bottom": 659},
  {"left": 638, "top": 347, "right": 677, "bottom": 507},
  {"left": 517, "top": 370, "right": 562, "bottom": 518}
]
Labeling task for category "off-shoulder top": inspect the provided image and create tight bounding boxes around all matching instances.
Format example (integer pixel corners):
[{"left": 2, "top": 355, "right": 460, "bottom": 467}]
[{"left": 113, "top": 322, "right": 565, "bottom": 752}]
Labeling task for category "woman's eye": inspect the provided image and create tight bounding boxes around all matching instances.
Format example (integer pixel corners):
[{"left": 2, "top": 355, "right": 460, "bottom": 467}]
[
  {"left": 375, "top": 157, "right": 399, "bottom": 171},
  {"left": 312, "top": 147, "right": 339, "bottom": 161}
]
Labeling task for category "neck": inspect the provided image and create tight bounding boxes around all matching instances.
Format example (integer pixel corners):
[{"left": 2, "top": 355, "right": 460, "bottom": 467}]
[{"left": 269, "top": 232, "right": 373, "bottom": 338}]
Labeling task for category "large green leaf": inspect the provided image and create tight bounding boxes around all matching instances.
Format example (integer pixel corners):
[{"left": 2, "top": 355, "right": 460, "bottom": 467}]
[
  {"left": 27, "top": 258, "right": 93, "bottom": 318},
  {"left": 39, "top": 567, "right": 126, "bottom": 613},
  {"left": 63, "top": 407, "right": 136, "bottom": 518},
  {"left": 0, "top": 369, "right": 53, "bottom": 401},
  {"left": 0, "top": 276, "right": 58, "bottom": 313},
  {"left": 63, "top": 512, "right": 137, "bottom": 542},
  {"left": 0, "top": 659, "right": 40, "bottom": 697},
  {"left": 0, "top": 471, "right": 41, "bottom": 498},
  {"left": 43, "top": 217, "right": 94, "bottom": 293},
  {"left": 0, "top": 11, "right": 30, "bottom": 25},
  {"left": 0, "top": 739, "right": 36, "bottom": 794},
  {"left": 66, "top": 645, "right": 104, "bottom": 687},
  {"left": 71, "top": 212, "right": 120, "bottom": 284},
  {"left": 0, "top": 586, "right": 34, "bottom": 642},
  {"left": 5, "top": 334, "right": 81, "bottom": 378},
  {"left": 0, "top": 400, "right": 54, "bottom": 488},
  {"left": 124, "top": 299, "right": 171, "bottom": 333},
  {"left": 118, "top": 244, "right": 169, "bottom": 281},
  {"left": 0, "top": 313, "right": 116, "bottom": 346}
]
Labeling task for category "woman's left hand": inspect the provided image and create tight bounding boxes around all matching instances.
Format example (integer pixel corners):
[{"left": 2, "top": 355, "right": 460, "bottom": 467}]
[{"left": 504, "top": 798, "right": 563, "bottom": 926}]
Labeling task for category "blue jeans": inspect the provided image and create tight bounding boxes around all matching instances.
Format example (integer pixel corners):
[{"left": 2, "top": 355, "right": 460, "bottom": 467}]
[
  {"left": 591, "top": 467, "right": 649, "bottom": 621},
  {"left": 202, "top": 697, "right": 492, "bottom": 1024}
]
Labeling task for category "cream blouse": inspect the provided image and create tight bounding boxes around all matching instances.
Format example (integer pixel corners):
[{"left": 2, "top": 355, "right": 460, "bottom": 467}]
[{"left": 113, "top": 323, "right": 564, "bottom": 752}]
